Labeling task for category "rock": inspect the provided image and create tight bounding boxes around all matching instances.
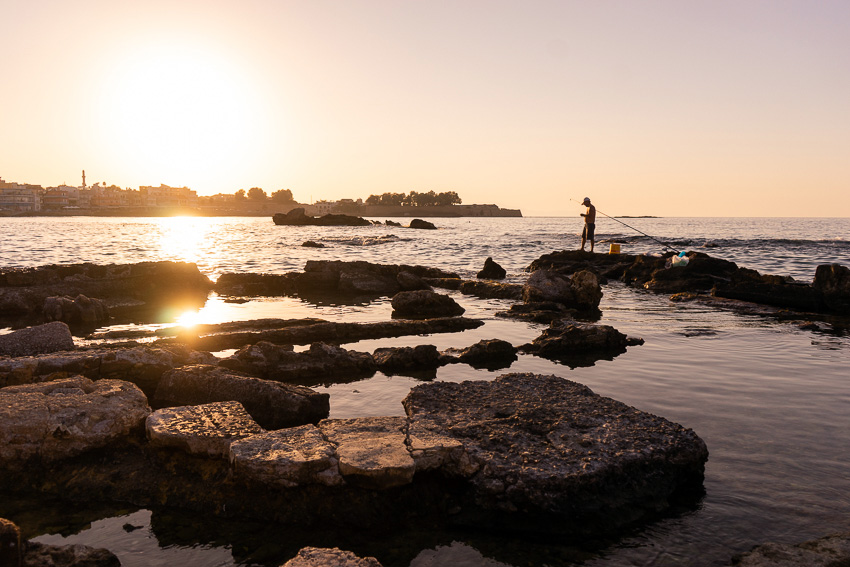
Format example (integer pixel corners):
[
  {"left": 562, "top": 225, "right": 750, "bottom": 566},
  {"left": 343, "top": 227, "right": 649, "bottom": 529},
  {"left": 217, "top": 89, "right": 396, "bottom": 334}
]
[
  {"left": 320, "top": 416, "right": 415, "bottom": 489},
  {"left": 520, "top": 319, "right": 643, "bottom": 366},
  {"left": 146, "top": 401, "right": 264, "bottom": 458},
  {"left": 730, "top": 531, "right": 850, "bottom": 566},
  {"left": 154, "top": 317, "right": 484, "bottom": 352},
  {"left": 372, "top": 345, "right": 441, "bottom": 374},
  {"left": 458, "top": 280, "right": 523, "bottom": 300},
  {"left": 527, "top": 249, "right": 639, "bottom": 278},
  {"left": 452, "top": 339, "right": 517, "bottom": 370},
  {"left": 214, "top": 272, "right": 299, "bottom": 297},
  {"left": 219, "top": 341, "right": 377, "bottom": 385},
  {"left": 0, "top": 517, "right": 22, "bottom": 567},
  {"left": 522, "top": 269, "right": 602, "bottom": 310},
  {"left": 154, "top": 364, "right": 329, "bottom": 430},
  {"left": 402, "top": 373, "right": 708, "bottom": 534},
  {"left": 424, "top": 277, "right": 462, "bottom": 290},
  {"left": 43, "top": 294, "right": 109, "bottom": 326},
  {"left": 296, "top": 260, "right": 459, "bottom": 298},
  {"left": 391, "top": 290, "right": 465, "bottom": 318},
  {"left": 0, "top": 321, "right": 75, "bottom": 357},
  {"left": 476, "top": 257, "right": 507, "bottom": 280},
  {"left": 0, "top": 377, "right": 150, "bottom": 465},
  {"left": 282, "top": 547, "right": 383, "bottom": 567},
  {"left": 641, "top": 253, "right": 740, "bottom": 293},
  {"left": 813, "top": 263, "right": 850, "bottom": 314},
  {"left": 396, "top": 270, "right": 432, "bottom": 291},
  {"left": 0, "top": 261, "right": 213, "bottom": 318},
  {"left": 230, "top": 424, "right": 343, "bottom": 488},
  {"left": 384, "top": 220, "right": 401, "bottom": 227},
  {"left": 23, "top": 542, "right": 120, "bottom": 567},
  {"left": 338, "top": 269, "right": 399, "bottom": 296},
  {"left": 273, "top": 208, "right": 372, "bottom": 227},
  {"left": 301, "top": 240, "right": 325, "bottom": 248},
  {"left": 408, "top": 219, "right": 437, "bottom": 230},
  {"left": 496, "top": 301, "right": 577, "bottom": 324}
]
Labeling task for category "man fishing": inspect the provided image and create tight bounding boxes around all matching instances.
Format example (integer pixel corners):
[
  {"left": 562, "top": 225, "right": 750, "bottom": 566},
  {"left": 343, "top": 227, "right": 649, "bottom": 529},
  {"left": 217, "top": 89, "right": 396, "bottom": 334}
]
[{"left": 580, "top": 197, "right": 596, "bottom": 252}]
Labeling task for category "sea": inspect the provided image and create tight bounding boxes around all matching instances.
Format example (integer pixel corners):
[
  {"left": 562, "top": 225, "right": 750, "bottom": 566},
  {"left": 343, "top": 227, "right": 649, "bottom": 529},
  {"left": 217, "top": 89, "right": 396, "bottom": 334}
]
[{"left": 1, "top": 215, "right": 849, "bottom": 567}]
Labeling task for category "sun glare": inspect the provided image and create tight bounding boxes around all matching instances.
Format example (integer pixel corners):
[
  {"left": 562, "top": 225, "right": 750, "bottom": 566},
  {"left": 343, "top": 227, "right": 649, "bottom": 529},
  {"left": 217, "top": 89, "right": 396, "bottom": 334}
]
[
  {"left": 96, "top": 41, "right": 267, "bottom": 187},
  {"left": 156, "top": 216, "right": 208, "bottom": 263}
]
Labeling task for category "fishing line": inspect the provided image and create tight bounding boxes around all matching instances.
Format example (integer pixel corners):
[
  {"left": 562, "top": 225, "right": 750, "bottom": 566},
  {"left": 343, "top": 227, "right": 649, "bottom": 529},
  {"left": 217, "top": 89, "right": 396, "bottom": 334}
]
[{"left": 571, "top": 198, "right": 679, "bottom": 253}]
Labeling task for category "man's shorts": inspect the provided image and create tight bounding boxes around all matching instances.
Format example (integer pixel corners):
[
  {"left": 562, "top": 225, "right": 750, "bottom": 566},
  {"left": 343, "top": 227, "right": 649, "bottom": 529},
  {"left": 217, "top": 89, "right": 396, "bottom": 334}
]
[{"left": 582, "top": 223, "right": 595, "bottom": 241}]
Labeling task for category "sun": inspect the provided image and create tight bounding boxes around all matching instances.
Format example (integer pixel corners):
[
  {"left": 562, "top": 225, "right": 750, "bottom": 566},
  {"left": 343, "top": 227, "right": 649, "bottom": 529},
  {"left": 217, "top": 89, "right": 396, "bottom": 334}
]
[{"left": 95, "top": 40, "right": 268, "bottom": 189}]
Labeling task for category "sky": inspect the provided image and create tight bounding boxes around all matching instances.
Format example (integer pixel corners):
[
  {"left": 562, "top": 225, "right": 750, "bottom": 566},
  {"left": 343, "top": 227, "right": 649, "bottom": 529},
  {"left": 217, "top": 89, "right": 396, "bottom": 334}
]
[{"left": 2, "top": 0, "right": 849, "bottom": 217}]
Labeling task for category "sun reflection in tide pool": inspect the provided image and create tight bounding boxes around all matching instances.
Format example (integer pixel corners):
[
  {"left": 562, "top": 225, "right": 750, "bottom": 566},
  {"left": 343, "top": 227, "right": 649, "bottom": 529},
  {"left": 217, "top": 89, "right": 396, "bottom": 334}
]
[{"left": 174, "top": 295, "right": 237, "bottom": 329}]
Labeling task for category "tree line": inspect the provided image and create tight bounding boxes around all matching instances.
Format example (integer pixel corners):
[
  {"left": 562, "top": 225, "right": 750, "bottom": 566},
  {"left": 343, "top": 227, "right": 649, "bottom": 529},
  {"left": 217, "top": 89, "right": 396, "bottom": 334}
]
[
  {"left": 365, "top": 191, "right": 461, "bottom": 207},
  {"left": 231, "top": 188, "right": 462, "bottom": 207}
]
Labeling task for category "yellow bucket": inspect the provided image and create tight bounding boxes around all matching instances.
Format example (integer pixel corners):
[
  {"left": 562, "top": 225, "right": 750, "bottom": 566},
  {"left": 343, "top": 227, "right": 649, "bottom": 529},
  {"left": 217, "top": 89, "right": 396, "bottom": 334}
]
[{"left": 609, "top": 243, "right": 621, "bottom": 254}]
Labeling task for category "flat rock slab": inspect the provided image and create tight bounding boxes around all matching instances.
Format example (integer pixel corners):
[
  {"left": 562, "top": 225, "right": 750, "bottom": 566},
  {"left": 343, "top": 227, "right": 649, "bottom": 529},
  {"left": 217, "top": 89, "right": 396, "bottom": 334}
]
[
  {"left": 0, "top": 377, "right": 150, "bottom": 464},
  {"left": 0, "top": 321, "right": 75, "bottom": 357},
  {"left": 146, "top": 401, "right": 264, "bottom": 458},
  {"left": 230, "top": 424, "right": 342, "bottom": 487},
  {"left": 402, "top": 373, "right": 708, "bottom": 533},
  {"left": 320, "top": 416, "right": 415, "bottom": 489},
  {"left": 730, "top": 531, "right": 850, "bottom": 567},
  {"left": 282, "top": 547, "right": 382, "bottom": 567},
  {"left": 154, "top": 364, "right": 329, "bottom": 430}
]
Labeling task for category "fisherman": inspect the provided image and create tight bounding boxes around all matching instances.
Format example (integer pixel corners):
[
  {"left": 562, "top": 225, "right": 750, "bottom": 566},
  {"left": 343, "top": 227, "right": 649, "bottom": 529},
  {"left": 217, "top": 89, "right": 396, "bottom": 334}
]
[{"left": 580, "top": 197, "right": 596, "bottom": 252}]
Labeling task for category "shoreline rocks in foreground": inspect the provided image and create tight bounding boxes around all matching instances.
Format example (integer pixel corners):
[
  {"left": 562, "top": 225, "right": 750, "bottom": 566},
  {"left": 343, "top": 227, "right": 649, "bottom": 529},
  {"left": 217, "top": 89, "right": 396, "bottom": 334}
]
[{"left": 0, "top": 373, "right": 708, "bottom": 540}]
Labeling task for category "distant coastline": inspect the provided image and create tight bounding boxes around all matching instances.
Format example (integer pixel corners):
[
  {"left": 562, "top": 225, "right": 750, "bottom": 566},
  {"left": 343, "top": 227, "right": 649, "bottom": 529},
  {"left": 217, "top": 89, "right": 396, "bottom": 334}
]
[{"left": 1, "top": 203, "right": 522, "bottom": 218}]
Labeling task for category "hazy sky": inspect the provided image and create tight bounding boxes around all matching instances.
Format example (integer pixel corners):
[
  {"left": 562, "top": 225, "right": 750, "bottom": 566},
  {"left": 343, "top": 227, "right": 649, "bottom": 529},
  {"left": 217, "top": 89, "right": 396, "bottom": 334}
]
[{"left": 2, "top": 0, "right": 849, "bottom": 217}]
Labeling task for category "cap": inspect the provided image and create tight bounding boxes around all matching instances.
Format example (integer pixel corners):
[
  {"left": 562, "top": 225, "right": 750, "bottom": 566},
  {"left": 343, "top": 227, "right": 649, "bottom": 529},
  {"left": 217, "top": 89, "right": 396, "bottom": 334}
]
[{"left": 582, "top": 197, "right": 590, "bottom": 204}]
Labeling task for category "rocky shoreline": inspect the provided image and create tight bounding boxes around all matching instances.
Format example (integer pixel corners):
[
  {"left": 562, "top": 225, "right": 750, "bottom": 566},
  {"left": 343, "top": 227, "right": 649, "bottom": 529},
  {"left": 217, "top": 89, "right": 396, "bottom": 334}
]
[{"left": 2, "top": 249, "right": 849, "bottom": 566}]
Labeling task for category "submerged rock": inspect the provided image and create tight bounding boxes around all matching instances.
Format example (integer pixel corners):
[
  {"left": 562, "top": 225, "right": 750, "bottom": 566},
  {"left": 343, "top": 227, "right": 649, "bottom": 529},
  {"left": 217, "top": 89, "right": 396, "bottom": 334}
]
[
  {"left": 154, "top": 364, "right": 329, "bottom": 429},
  {"left": 214, "top": 273, "right": 299, "bottom": 296},
  {"left": 282, "top": 547, "right": 383, "bottom": 567},
  {"left": 0, "top": 321, "right": 74, "bottom": 357},
  {"left": 458, "top": 280, "right": 523, "bottom": 300},
  {"left": 0, "top": 377, "right": 149, "bottom": 465},
  {"left": 391, "top": 290, "right": 465, "bottom": 318},
  {"left": 24, "top": 541, "right": 121, "bottom": 567},
  {"left": 146, "top": 401, "right": 264, "bottom": 458},
  {"left": 402, "top": 373, "right": 708, "bottom": 534},
  {"left": 730, "top": 531, "right": 850, "bottom": 566},
  {"left": 477, "top": 257, "right": 507, "bottom": 280}
]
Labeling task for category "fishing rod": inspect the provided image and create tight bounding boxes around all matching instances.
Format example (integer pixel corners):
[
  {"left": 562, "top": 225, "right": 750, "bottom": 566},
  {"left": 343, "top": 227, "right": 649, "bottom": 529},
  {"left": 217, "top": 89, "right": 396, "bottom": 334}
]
[{"left": 572, "top": 198, "right": 680, "bottom": 253}]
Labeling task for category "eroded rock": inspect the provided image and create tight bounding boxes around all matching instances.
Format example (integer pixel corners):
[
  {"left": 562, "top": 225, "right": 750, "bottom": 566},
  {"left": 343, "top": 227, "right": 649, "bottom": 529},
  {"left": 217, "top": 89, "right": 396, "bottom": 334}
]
[
  {"left": 230, "top": 424, "right": 342, "bottom": 487},
  {"left": 320, "top": 416, "right": 415, "bottom": 489},
  {"left": 402, "top": 373, "right": 708, "bottom": 534},
  {"left": 273, "top": 208, "right": 372, "bottom": 227},
  {"left": 372, "top": 345, "right": 441, "bottom": 374},
  {"left": 282, "top": 547, "right": 383, "bottom": 567},
  {"left": 408, "top": 219, "right": 437, "bottom": 230},
  {"left": 43, "top": 294, "right": 109, "bottom": 326},
  {"left": 477, "top": 257, "right": 507, "bottom": 280},
  {"left": 522, "top": 269, "right": 602, "bottom": 310},
  {"left": 0, "top": 322, "right": 75, "bottom": 357},
  {"left": 154, "top": 364, "right": 329, "bottom": 429},
  {"left": 0, "top": 377, "right": 149, "bottom": 465},
  {"left": 146, "top": 401, "right": 264, "bottom": 458},
  {"left": 219, "top": 341, "right": 377, "bottom": 385},
  {"left": 520, "top": 319, "right": 643, "bottom": 366},
  {"left": 391, "top": 290, "right": 465, "bottom": 318}
]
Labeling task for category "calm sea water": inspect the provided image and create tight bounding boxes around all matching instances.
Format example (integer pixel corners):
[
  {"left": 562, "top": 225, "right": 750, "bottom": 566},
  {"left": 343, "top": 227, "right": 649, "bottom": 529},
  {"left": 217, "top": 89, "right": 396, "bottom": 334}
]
[{"left": 1, "top": 216, "right": 849, "bottom": 567}]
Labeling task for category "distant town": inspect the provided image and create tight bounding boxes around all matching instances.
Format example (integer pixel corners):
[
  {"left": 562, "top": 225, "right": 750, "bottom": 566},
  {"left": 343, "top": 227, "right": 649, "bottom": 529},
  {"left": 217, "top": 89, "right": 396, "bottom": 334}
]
[{"left": 0, "top": 172, "right": 521, "bottom": 218}]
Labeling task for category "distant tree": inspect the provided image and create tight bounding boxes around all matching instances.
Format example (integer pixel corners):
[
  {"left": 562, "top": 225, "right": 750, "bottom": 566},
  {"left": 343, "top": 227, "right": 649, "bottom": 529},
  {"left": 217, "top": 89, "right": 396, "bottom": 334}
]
[
  {"left": 365, "top": 194, "right": 381, "bottom": 205},
  {"left": 402, "top": 191, "right": 418, "bottom": 206},
  {"left": 435, "top": 191, "right": 461, "bottom": 206},
  {"left": 234, "top": 189, "right": 246, "bottom": 201},
  {"left": 247, "top": 187, "right": 268, "bottom": 200},
  {"left": 271, "top": 189, "right": 294, "bottom": 203}
]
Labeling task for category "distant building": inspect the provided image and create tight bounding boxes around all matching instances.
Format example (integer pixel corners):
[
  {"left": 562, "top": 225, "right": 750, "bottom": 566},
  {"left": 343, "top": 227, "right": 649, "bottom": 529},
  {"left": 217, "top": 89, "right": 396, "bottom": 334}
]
[
  {"left": 0, "top": 178, "right": 42, "bottom": 211},
  {"left": 42, "top": 185, "right": 80, "bottom": 209},
  {"left": 139, "top": 184, "right": 198, "bottom": 208}
]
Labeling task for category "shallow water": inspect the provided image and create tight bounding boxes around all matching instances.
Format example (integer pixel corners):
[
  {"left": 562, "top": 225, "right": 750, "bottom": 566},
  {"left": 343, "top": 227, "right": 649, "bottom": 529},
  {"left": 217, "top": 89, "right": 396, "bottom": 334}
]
[{"left": 1, "top": 216, "right": 849, "bottom": 566}]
